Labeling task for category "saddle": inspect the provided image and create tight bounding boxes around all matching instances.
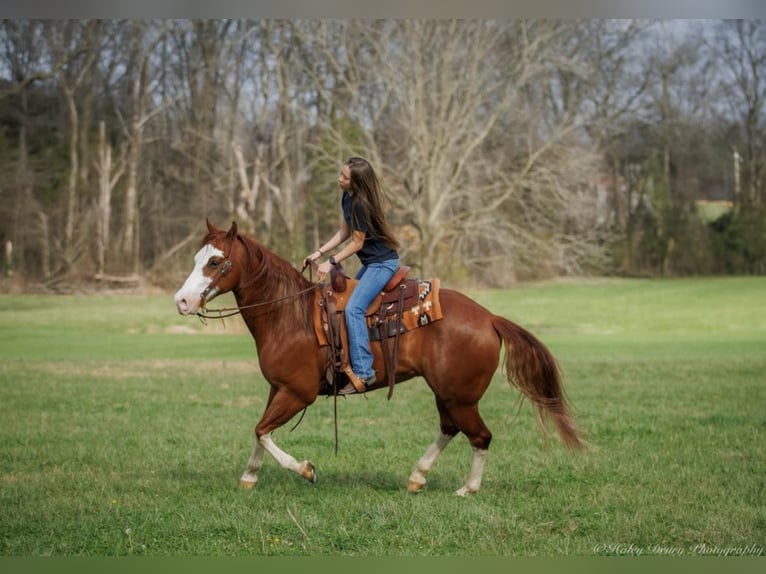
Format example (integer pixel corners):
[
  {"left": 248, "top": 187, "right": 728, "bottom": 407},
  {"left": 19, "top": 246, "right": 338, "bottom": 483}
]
[{"left": 313, "top": 263, "right": 443, "bottom": 398}]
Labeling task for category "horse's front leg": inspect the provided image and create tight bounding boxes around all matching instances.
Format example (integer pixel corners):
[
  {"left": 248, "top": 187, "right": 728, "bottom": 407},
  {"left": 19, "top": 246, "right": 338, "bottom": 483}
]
[
  {"left": 239, "top": 439, "right": 265, "bottom": 489},
  {"left": 239, "top": 386, "right": 316, "bottom": 488},
  {"left": 257, "top": 432, "right": 316, "bottom": 483},
  {"left": 239, "top": 433, "right": 316, "bottom": 488}
]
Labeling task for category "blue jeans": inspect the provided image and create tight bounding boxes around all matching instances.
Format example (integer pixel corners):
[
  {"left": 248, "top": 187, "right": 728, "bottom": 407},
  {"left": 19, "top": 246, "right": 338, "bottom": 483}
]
[{"left": 346, "top": 258, "right": 399, "bottom": 379}]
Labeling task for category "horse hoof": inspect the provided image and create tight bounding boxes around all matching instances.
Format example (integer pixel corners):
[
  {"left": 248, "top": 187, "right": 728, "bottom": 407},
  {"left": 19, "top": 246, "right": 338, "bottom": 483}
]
[
  {"left": 239, "top": 478, "right": 258, "bottom": 490},
  {"left": 407, "top": 479, "right": 425, "bottom": 494},
  {"left": 301, "top": 461, "right": 317, "bottom": 483},
  {"left": 455, "top": 486, "right": 477, "bottom": 497}
]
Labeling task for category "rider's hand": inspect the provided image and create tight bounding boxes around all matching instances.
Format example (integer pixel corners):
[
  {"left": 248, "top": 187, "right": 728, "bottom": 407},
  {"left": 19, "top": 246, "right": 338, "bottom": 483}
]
[
  {"left": 302, "top": 250, "right": 321, "bottom": 269},
  {"left": 317, "top": 260, "right": 333, "bottom": 281}
]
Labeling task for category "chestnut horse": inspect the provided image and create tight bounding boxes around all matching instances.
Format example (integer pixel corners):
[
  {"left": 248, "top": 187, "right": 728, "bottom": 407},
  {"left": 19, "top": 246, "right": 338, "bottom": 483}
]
[{"left": 174, "top": 220, "right": 582, "bottom": 495}]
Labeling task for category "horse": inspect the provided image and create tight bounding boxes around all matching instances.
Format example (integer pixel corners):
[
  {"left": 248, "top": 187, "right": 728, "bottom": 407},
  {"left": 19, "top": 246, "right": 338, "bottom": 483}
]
[{"left": 174, "top": 220, "right": 583, "bottom": 496}]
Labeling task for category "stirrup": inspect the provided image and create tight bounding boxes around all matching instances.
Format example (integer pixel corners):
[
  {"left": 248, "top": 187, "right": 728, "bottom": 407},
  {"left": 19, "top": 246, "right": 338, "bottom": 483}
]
[
  {"left": 337, "top": 381, "right": 363, "bottom": 395},
  {"left": 340, "top": 365, "right": 367, "bottom": 393},
  {"left": 337, "top": 371, "right": 375, "bottom": 395}
]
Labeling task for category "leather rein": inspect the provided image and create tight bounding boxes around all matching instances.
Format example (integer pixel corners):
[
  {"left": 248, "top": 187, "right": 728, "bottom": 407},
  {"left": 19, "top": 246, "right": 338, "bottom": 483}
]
[{"left": 196, "top": 252, "right": 319, "bottom": 322}]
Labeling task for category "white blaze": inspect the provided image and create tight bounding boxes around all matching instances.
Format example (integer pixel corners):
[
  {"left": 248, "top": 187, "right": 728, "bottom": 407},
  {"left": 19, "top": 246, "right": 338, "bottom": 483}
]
[{"left": 174, "top": 244, "right": 224, "bottom": 315}]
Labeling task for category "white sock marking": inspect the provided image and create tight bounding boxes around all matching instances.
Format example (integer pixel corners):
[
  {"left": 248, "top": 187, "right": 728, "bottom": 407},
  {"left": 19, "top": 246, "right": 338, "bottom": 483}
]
[
  {"left": 408, "top": 432, "right": 453, "bottom": 489},
  {"left": 456, "top": 447, "right": 488, "bottom": 496}
]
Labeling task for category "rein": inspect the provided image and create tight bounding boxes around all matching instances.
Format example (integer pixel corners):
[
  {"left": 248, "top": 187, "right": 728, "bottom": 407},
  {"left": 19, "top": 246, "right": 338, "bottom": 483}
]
[
  {"left": 197, "top": 257, "right": 318, "bottom": 323},
  {"left": 196, "top": 283, "right": 318, "bottom": 322},
  {"left": 196, "top": 250, "right": 319, "bottom": 322}
]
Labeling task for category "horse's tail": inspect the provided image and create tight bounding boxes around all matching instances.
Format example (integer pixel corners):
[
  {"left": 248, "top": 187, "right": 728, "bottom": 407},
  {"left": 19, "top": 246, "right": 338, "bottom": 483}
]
[{"left": 492, "top": 316, "right": 583, "bottom": 452}]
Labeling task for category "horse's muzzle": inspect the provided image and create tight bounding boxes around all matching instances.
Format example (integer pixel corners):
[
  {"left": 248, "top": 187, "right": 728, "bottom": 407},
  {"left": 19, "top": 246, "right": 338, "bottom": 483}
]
[{"left": 175, "top": 291, "right": 201, "bottom": 315}]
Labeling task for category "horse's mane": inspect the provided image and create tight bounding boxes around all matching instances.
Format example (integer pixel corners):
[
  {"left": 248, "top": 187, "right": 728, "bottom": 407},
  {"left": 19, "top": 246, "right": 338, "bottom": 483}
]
[{"left": 203, "top": 230, "right": 314, "bottom": 334}]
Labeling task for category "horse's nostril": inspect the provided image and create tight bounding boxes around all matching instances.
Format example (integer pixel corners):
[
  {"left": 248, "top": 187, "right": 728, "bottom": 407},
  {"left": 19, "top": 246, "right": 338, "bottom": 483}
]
[{"left": 177, "top": 298, "right": 189, "bottom": 314}]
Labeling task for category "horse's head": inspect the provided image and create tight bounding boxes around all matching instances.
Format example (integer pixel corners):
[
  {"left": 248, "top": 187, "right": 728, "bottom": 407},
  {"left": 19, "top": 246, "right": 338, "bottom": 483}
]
[{"left": 174, "top": 219, "right": 241, "bottom": 315}]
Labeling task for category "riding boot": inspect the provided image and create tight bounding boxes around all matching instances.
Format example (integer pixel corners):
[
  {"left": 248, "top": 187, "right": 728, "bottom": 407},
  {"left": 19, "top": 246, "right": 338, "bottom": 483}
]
[{"left": 338, "top": 374, "right": 376, "bottom": 396}]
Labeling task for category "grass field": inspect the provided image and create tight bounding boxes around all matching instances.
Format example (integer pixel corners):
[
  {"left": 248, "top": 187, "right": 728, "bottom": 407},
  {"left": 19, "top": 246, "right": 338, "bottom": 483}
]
[{"left": 1, "top": 278, "right": 765, "bottom": 556}]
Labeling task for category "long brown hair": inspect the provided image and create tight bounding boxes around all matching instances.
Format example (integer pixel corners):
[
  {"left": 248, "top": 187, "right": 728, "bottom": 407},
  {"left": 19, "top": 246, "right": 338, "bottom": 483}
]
[{"left": 345, "top": 157, "right": 400, "bottom": 251}]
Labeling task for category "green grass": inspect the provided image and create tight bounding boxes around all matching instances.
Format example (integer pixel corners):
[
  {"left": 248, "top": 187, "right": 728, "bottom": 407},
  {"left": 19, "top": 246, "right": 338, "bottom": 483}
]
[
  {"left": 695, "top": 200, "right": 733, "bottom": 224},
  {"left": 1, "top": 278, "right": 765, "bottom": 556}
]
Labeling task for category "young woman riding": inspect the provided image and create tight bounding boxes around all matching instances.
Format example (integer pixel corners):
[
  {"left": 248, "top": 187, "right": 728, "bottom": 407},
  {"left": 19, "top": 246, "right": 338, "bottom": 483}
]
[{"left": 304, "top": 157, "right": 400, "bottom": 395}]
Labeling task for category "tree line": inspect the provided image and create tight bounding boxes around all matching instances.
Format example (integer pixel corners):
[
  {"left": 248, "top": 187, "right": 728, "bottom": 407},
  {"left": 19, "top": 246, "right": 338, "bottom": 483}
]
[{"left": 0, "top": 20, "right": 764, "bottom": 289}]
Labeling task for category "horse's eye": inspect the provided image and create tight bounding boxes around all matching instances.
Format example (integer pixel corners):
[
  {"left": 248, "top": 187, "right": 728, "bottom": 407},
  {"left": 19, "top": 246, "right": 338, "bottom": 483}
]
[{"left": 208, "top": 259, "right": 220, "bottom": 269}]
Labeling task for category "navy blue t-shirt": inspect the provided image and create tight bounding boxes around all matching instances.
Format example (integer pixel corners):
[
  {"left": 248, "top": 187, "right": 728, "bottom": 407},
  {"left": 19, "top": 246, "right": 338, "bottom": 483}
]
[{"left": 342, "top": 191, "right": 398, "bottom": 265}]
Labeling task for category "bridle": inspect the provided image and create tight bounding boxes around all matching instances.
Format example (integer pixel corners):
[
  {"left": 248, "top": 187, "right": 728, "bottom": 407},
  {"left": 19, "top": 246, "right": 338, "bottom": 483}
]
[
  {"left": 196, "top": 242, "right": 320, "bottom": 322},
  {"left": 199, "top": 243, "right": 234, "bottom": 308}
]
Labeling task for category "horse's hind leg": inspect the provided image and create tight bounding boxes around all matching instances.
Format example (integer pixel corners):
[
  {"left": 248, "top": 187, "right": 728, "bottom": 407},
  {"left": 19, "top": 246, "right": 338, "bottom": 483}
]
[
  {"left": 445, "top": 402, "right": 493, "bottom": 496},
  {"left": 407, "top": 397, "right": 458, "bottom": 493},
  {"left": 456, "top": 445, "right": 489, "bottom": 497}
]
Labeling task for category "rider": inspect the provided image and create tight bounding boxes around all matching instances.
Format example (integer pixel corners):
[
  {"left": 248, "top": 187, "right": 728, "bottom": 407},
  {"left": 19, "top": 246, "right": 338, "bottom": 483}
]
[{"left": 304, "top": 157, "right": 400, "bottom": 394}]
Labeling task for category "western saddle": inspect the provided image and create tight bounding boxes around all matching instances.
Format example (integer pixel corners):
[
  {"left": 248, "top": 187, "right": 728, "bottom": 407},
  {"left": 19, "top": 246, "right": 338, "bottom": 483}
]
[{"left": 317, "top": 263, "right": 415, "bottom": 398}]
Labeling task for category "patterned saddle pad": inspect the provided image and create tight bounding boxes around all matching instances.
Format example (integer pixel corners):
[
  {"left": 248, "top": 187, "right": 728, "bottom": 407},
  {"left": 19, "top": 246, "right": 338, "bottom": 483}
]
[{"left": 312, "top": 278, "right": 443, "bottom": 347}]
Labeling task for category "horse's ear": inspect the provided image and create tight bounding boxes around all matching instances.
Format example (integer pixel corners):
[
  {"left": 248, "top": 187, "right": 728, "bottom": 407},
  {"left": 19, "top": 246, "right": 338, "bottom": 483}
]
[
  {"left": 226, "top": 220, "right": 238, "bottom": 240},
  {"left": 206, "top": 218, "right": 218, "bottom": 234}
]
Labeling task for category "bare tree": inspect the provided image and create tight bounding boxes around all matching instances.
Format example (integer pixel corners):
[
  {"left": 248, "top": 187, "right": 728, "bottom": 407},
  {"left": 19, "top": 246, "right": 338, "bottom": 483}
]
[
  {"left": 307, "top": 21, "right": 512, "bottom": 277},
  {"left": 715, "top": 20, "right": 766, "bottom": 206},
  {"left": 161, "top": 21, "right": 233, "bottom": 217},
  {"left": 3, "top": 20, "right": 763, "bottom": 285},
  {"left": 580, "top": 20, "right": 653, "bottom": 231},
  {"left": 230, "top": 21, "right": 315, "bottom": 259},
  {"left": 94, "top": 120, "right": 125, "bottom": 276},
  {"left": 44, "top": 20, "right": 104, "bottom": 271},
  {"left": 289, "top": 21, "right": 609, "bottom": 281},
  {"left": 490, "top": 21, "right": 607, "bottom": 279},
  {"left": 0, "top": 20, "right": 50, "bottom": 277},
  {"left": 114, "top": 21, "right": 168, "bottom": 274}
]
